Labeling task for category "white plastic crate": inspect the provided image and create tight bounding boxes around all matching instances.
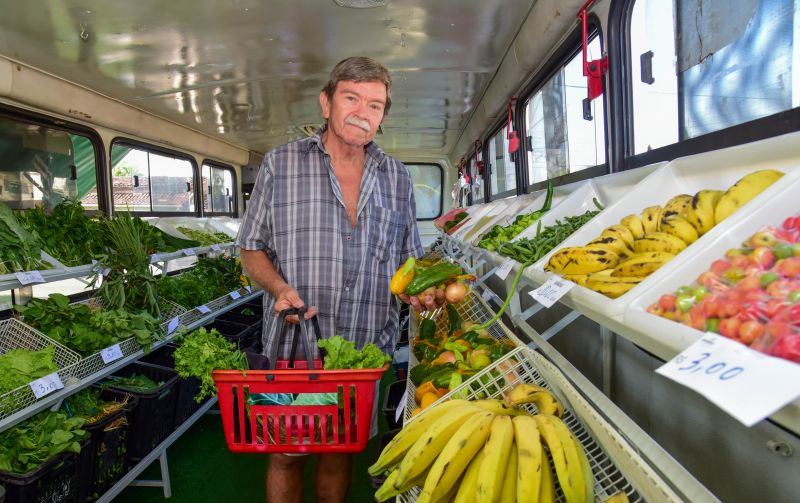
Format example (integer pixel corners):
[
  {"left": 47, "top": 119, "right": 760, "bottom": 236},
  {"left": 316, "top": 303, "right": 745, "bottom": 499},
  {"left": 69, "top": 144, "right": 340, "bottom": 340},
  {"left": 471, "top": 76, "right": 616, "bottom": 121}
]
[
  {"left": 466, "top": 190, "right": 564, "bottom": 247},
  {"left": 531, "top": 132, "right": 800, "bottom": 319},
  {"left": 451, "top": 197, "right": 521, "bottom": 243}
]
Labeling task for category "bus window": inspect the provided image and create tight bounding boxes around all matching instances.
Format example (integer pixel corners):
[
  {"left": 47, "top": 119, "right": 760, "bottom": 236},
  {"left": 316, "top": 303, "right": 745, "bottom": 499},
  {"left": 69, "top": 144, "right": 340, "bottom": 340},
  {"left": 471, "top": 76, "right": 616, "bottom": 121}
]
[
  {"left": 202, "top": 162, "right": 236, "bottom": 215},
  {"left": 0, "top": 115, "right": 99, "bottom": 211},
  {"left": 524, "top": 36, "right": 606, "bottom": 186},
  {"left": 467, "top": 152, "right": 485, "bottom": 205},
  {"left": 404, "top": 163, "right": 443, "bottom": 220},
  {"left": 110, "top": 141, "right": 196, "bottom": 214},
  {"left": 629, "top": 0, "right": 796, "bottom": 153},
  {"left": 487, "top": 127, "right": 517, "bottom": 198}
]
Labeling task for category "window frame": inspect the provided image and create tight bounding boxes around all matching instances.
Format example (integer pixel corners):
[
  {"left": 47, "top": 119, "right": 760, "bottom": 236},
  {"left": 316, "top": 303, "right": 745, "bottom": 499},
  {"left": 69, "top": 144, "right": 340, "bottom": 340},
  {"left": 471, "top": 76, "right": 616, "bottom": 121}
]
[
  {"left": 482, "top": 121, "right": 520, "bottom": 202},
  {"left": 109, "top": 137, "right": 200, "bottom": 217},
  {"left": 608, "top": 0, "right": 800, "bottom": 172},
  {"left": 516, "top": 17, "right": 610, "bottom": 194},
  {"left": 402, "top": 161, "right": 445, "bottom": 221},
  {"left": 0, "top": 104, "right": 108, "bottom": 214},
  {"left": 200, "top": 159, "right": 238, "bottom": 217}
]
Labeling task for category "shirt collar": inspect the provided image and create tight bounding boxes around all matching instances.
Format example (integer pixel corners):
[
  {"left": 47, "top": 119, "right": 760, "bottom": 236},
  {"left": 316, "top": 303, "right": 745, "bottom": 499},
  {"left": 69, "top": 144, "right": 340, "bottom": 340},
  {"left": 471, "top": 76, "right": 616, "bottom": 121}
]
[{"left": 307, "top": 124, "right": 387, "bottom": 168}]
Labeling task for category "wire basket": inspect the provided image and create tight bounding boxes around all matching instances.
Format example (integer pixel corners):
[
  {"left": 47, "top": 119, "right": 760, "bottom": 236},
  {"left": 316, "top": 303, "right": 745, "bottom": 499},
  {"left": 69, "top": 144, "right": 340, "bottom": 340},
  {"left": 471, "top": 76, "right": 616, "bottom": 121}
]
[
  {"left": 175, "top": 286, "right": 260, "bottom": 328},
  {"left": 0, "top": 319, "right": 81, "bottom": 421}
]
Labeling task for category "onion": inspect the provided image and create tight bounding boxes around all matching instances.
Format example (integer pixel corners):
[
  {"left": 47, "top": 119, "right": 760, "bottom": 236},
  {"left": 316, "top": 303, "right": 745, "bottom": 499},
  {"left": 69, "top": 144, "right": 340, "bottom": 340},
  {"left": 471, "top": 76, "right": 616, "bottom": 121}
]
[{"left": 444, "top": 282, "right": 468, "bottom": 303}]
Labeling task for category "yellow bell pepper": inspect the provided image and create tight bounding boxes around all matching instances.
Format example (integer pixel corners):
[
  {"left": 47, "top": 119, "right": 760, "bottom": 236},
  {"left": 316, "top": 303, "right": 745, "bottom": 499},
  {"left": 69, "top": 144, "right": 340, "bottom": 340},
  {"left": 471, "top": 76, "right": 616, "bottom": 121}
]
[{"left": 389, "top": 257, "right": 416, "bottom": 295}]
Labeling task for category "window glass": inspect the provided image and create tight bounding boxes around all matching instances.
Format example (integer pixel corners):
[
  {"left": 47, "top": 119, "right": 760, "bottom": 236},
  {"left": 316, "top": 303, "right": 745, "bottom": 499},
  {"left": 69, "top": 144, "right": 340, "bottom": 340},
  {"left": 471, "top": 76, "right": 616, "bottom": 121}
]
[
  {"left": 630, "top": 0, "right": 796, "bottom": 153},
  {"left": 111, "top": 143, "right": 195, "bottom": 213},
  {"left": 0, "top": 116, "right": 99, "bottom": 210},
  {"left": 467, "top": 152, "right": 484, "bottom": 206},
  {"left": 202, "top": 163, "right": 236, "bottom": 214},
  {"left": 524, "top": 36, "right": 606, "bottom": 185},
  {"left": 488, "top": 128, "right": 517, "bottom": 196},
  {"left": 404, "top": 163, "right": 443, "bottom": 219}
]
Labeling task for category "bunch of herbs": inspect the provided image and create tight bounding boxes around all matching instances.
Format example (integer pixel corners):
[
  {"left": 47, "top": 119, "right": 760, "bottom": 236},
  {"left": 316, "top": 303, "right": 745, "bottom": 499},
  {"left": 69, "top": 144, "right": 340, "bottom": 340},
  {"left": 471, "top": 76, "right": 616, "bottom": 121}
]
[{"left": 173, "top": 327, "right": 248, "bottom": 403}]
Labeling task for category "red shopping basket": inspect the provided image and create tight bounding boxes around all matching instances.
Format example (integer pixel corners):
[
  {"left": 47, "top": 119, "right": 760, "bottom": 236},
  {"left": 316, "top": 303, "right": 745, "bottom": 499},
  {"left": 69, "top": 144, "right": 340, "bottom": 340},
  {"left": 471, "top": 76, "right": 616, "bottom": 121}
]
[{"left": 213, "top": 308, "right": 387, "bottom": 454}]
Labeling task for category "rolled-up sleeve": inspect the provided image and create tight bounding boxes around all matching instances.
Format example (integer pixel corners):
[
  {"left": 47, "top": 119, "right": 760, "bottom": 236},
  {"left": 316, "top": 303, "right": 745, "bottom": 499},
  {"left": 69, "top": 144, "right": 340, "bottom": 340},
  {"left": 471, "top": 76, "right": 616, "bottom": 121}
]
[
  {"left": 236, "top": 153, "right": 275, "bottom": 258},
  {"left": 400, "top": 174, "right": 424, "bottom": 260}
]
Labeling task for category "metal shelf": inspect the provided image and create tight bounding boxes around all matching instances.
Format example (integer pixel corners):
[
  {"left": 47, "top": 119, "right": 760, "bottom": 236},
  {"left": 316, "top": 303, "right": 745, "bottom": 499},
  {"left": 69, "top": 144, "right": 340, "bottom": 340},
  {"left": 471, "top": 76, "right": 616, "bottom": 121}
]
[{"left": 0, "top": 289, "right": 262, "bottom": 434}]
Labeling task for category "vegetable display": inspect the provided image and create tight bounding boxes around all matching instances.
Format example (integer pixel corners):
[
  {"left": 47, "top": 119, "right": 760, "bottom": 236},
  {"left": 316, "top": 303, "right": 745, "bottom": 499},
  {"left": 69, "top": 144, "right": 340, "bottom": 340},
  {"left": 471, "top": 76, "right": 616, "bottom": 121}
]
[
  {"left": 0, "top": 346, "right": 58, "bottom": 395},
  {"left": 157, "top": 256, "right": 246, "bottom": 308},
  {"left": 0, "top": 201, "right": 52, "bottom": 274},
  {"left": 176, "top": 226, "right": 230, "bottom": 245},
  {"left": 0, "top": 410, "right": 86, "bottom": 474},
  {"left": 173, "top": 327, "right": 248, "bottom": 403},
  {"left": 103, "top": 373, "right": 163, "bottom": 393},
  {"left": 477, "top": 181, "right": 553, "bottom": 251},
  {"left": 389, "top": 258, "right": 472, "bottom": 305}
]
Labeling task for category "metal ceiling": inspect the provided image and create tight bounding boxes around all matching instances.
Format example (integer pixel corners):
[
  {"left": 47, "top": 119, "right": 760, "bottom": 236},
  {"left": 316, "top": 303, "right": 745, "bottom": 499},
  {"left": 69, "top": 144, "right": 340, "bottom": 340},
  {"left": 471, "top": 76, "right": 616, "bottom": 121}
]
[{"left": 0, "top": 0, "right": 536, "bottom": 157}]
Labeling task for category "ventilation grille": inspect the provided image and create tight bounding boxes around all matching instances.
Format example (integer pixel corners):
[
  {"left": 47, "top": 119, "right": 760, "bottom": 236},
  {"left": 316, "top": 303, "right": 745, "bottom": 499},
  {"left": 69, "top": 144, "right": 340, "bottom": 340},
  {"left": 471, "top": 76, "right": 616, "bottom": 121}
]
[{"left": 332, "top": 0, "right": 386, "bottom": 7}]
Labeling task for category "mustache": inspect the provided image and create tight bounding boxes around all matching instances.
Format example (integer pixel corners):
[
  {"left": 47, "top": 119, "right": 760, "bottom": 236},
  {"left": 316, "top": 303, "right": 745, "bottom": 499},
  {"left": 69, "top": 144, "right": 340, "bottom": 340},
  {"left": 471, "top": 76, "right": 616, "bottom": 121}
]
[{"left": 345, "top": 116, "right": 370, "bottom": 132}]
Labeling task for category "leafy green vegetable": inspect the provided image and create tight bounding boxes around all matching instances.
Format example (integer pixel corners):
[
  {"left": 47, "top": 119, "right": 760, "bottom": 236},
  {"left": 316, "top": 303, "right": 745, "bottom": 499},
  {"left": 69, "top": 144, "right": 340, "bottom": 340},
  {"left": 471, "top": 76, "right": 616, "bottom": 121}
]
[
  {"left": 104, "top": 373, "right": 162, "bottom": 392},
  {"left": 176, "top": 226, "right": 230, "bottom": 245},
  {"left": 157, "top": 256, "right": 245, "bottom": 309},
  {"left": 173, "top": 328, "right": 248, "bottom": 403},
  {"left": 0, "top": 410, "right": 86, "bottom": 474},
  {"left": 0, "top": 346, "right": 58, "bottom": 394},
  {"left": 241, "top": 308, "right": 256, "bottom": 316},
  {"left": 316, "top": 336, "right": 390, "bottom": 370},
  {"left": 0, "top": 201, "right": 52, "bottom": 274}
]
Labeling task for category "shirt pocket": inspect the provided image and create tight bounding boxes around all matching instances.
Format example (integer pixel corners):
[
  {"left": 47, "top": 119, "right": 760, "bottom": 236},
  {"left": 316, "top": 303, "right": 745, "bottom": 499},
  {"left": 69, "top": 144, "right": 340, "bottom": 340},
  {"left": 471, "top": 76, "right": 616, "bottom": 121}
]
[{"left": 367, "top": 206, "right": 403, "bottom": 262}]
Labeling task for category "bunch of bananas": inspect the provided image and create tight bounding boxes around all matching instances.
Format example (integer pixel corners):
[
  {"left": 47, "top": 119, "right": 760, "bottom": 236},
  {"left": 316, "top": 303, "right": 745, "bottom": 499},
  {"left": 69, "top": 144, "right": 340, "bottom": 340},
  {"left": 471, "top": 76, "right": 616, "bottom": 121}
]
[
  {"left": 369, "top": 384, "right": 594, "bottom": 503},
  {"left": 546, "top": 169, "right": 784, "bottom": 298}
]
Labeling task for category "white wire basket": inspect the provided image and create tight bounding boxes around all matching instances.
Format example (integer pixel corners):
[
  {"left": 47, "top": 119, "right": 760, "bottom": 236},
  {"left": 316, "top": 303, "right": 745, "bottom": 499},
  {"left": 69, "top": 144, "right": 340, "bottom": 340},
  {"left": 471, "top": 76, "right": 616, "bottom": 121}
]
[{"left": 0, "top": 319, "right": 81, "bottom": 420}]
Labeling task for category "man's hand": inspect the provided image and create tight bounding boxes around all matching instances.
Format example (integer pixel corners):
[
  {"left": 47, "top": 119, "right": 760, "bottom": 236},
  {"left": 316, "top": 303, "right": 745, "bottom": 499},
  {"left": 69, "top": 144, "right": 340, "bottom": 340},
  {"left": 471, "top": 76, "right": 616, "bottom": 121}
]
[
  {"left": 275, "top": 285, "right": 318, "bottom": 324},
  {"left": 398, "top": 287, "right": 446, "bottom": 313}
]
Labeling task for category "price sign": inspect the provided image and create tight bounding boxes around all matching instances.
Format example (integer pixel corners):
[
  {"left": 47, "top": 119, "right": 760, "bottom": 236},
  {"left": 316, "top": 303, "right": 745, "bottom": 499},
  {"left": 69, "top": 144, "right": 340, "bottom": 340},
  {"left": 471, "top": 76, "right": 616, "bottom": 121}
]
[
  {"left": 229, "top": 290, "right": 242, "bottom": 300},
  {"left": 495, "top": 259, "right": 515, "bottom": 280},
  {"left": 167, "top": 316, "right": 180, "bottom": 335},
  {"left": 149, "top": 254, "right": 162, "bottom": 264},
  {"left": 529, "top": 277, "right": 575, "bottom": 308},
  {"left": 245, "top": 285, "right": 252, "bottom": 293},
  {"left": 182, "top": 248, "right": 196, "bottom": 256},
  {"left": 211, "top": 244, "right": 222, "bottom": 252},
  {"left": 14, "top": 270, "right": 45, "bottom": 285},
  {"left": 100, "top": 344, "right": 124, "bottom": 364},
  {"left": 657, "top": 333, "right": 800, "bottom": 426},
  {"left": 395, "top": 398, "right": 406, "bottom": 424},
  {"left": 29, "top": 372, "right": 64, "bottom": 399},
  {"left": 196, "top": 304, "right": 211, "bottom": 314}
]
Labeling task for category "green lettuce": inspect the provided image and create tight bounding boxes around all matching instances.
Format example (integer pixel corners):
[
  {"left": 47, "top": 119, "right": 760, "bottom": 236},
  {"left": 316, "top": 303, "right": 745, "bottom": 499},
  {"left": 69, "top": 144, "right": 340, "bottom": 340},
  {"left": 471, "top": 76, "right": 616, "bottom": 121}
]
[{"left": 316, "top": 336, "right": 391, "bottom": 370}]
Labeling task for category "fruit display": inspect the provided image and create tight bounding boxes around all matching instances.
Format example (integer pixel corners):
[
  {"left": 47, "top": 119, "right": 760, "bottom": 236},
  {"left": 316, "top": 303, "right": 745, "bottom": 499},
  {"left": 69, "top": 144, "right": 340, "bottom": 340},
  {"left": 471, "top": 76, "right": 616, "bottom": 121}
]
[
  {"left": 477, "top": 182, "right": 553, "bottom": 252},
  {"left": 390, "top": 258, "right": 473, "bottom": 304},
  {"left": 647, "top": 213, "right": 800, "bottom": 363},
  {"left": 369, "top": 384, "right": 595, "bottom": 503},
  {"left": 546, "top": 169, "right": 784, "bottom": 299}
]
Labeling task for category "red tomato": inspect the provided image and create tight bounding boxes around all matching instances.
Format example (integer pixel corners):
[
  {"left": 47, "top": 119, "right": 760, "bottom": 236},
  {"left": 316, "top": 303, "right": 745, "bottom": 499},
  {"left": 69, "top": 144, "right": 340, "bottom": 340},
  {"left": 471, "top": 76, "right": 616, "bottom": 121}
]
[
  {"left": 738, "top": 320, "right": 765, "bottom": 345},
  {"left": 719, "top": 317, "right": 741, "bottom": 339},
  {"left": 647, "top": 304, "right": 665, "bottom": 316},
  {"left": 763, "top": 298, "right": 786, "bottom": 318},
  {"left": 702, "top": 297, "right": 720, "bottom": 318},
  {"left": 784, "top": 217, "right": 798, "bottom": 231},
  {"left": 735, "top": 275, "right": 761, "bottom": 292},
  {"left": 718, "top": 299, "right": 741, "bottom": 318},
  {"left": 730, "top": 255, "right": 751, "bottom": 270},
  {"left": 696, "top": 271, "right": 719, "bottom": 288},
  {"left": 750, "top": 247, "right": 776, "bottom": 269},
  {"left": 658, "top": 294, "right": 677, "bottom": 311},
  {"left": 710, "top": 259, "right": 731, "bottom": 275},
  {"left": 777, "top": 257, "right": 800, "bottom": 278},
  {"left": 766, "top": 280, "right": 793, "bottom": 300},
  {"left": 766, "top": 320, "right": 791, "bottom": 339},
  {"left": 689, "top": 305, "right": 706, "bottom": 331},
  {"left": 743, "top": 289, "right": 771, "bottom": 305},
  {"left": 770, "top": 334, "right": 800, "bottom": 363}
]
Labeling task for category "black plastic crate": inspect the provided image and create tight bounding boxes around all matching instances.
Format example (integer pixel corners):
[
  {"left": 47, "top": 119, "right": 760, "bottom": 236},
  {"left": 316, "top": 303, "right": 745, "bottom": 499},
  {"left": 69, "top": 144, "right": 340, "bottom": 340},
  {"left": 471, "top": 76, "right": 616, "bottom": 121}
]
[
  {"left": 141, "top": 344, "right": 205, "bottom": 426},
  {"left": 104, "top": 362, "right": 179, "bottom": 461},
  {"left": 0, "top": 452, "right": 78, "bottom": 503},
  {"left": 208, "top": 319, "right": 253, "bottom": 349},
  {"left": 74, "top": 389, "right": 138, "bottom": 502},
  {"left": 216, "top": 307, "right": 262, "bottom": 329},
  {"left": 382, "top": 380, "right": 407, "bottom": 431}
]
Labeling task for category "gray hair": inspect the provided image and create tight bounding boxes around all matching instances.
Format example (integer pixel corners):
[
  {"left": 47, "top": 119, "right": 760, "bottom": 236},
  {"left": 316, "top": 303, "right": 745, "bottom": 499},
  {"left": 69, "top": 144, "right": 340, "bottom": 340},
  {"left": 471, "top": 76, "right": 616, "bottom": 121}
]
[{"left": 322, "top": 56, "right": 392, "bottom": 116}]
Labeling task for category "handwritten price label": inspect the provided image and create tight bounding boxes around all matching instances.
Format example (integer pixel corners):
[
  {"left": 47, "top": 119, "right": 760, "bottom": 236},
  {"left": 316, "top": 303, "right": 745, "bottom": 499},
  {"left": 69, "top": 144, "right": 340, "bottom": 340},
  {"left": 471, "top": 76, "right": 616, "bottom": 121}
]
[
  {"left": 657, "top": 333, "right": 800, "bottom": 426},
  {"left": 229, "top": 290, "right": 242, "bottom": 300},
  {"left": 529, "top": 277, "right": 574, "bottom": 308},
  {"left": 29, "top": 372, "right": 64, "bottom": 399},
  {"left": 211, "top": 244, "right": 222, "bottom": 252},
  {"left": 167, "top": 316, "right": 180, "bottom": 335},
  {"left": 182, "top": 248, "right": 196, "bottom": 256},
  {"left": 149, "top": 254, "right": 162, "bottom": 264},
  {"left": 100, "top": 344, "right": 124, "bottom": 364},
  {"left": 14, "top": 271, "right": 45, "bottom": 285},
  {"left": 196, "top": 305, "right": 211, "bottom": 314},
  {"left": 495, "top": 259, "right": 515, "bottom": 280}
]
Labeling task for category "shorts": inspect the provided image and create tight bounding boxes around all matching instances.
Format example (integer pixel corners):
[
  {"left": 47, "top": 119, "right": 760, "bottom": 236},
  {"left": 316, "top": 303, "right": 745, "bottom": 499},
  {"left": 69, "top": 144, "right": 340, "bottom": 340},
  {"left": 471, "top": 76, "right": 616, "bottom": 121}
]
[{"left": 283, "top": 383, "right": 380, "bottom": 457}]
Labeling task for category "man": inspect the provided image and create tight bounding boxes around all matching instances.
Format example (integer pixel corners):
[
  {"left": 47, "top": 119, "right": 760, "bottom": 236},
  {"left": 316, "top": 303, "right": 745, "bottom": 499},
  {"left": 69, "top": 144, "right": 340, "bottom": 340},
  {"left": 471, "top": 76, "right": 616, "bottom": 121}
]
[{"left": 236, "top": 56, "right": 424, "bottom": 503}]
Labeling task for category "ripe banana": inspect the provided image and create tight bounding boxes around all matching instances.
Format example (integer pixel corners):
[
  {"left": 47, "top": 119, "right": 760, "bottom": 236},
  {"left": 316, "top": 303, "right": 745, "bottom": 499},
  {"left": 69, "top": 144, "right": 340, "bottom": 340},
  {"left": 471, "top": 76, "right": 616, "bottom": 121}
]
[
  {"left": 585, "top": 273, "right": 642, "bottom": 298},
  {"left": 476, "top": 415, "right": 515, "bottom": 503},
  {"left": 539, "top": 448, "right": 557, "bottom": 503},
  {"left": 659, "top": 215, "right": 699, "bottom": 245},
  {"left": 394, "top": 405, "right": 481, "bottom": 487},
  {"left": 587, "top": 235, "right": 632, "bottom": 258},
  {"left": 633, "top": 232, "right": 687, "bottom": 255},
  {"left": 453, "top": 449, "right": 484, "bottom": 503},
  {"left": 505, "top": 383, "right": 564, "bottom": 418},
  {"left": 684, "top": 189, "right": 723, "bottom": 236},
  {"left": 641, "top": 206, "right": 662, "bottom": 234},
  {"left": 532, "top": 415, "right": 579, "bottom": 503},
  {"left": 498, "top": 443, "right": 518, "bottom": 503},
  {"left": 545, "top": 415, "right": 588, "bottom": 503},
  {"left": 619, "top": 214, "right": 645, "bottom": 239},
  {"left": 546, "top": 247, "right": 620, "bottom": 275},
  {"left": 369, "top": 399, "right": 474, "bottom": 476},
  {"left": 473, "top": 399, "right": 526, "bottom": 416},
  {"left": 611, "top": 252, "right": 675, "bottom": 278},
  {"left": 375, "top": 469, "right": 427, "bottom": 502},
  {"left": 715, "top": 169, "right": 784, "bottom": 224},
  {"left": 660, "top": 194, "right": 692, "bottom": 220},
  {"left": 512, "top": 415, "right": 543, "bottom": 503},
  {"left": 416, "top": 411, "right": 495, "bottom": 503},
  {"left": 601, "top": 224, "right": 635, "bottom": 249},
  {"left": 562, "top": 274, "right": 588, "bottom": 287}
]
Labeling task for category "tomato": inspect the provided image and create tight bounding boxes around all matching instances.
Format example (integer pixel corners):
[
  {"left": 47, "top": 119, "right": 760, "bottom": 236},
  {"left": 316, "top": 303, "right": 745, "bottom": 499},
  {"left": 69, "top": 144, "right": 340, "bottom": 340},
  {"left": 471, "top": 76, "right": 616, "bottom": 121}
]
[
  {"left": 738, "top": 320, "right": 765, "bottom": 345},
  {"left": 750, "top": 231, "right": 778, "bottom": 248},
  {"left": 647, "top": 304, "right": 665, "bottom": 316},
  {"left": 742, "top": 289, "right": 770, "bottom": 305},
  {"left": 730, "top": 255, "right": 751, "bottom": 270},
  {"left": 750, "top": 247, "right": 776, "bottom": 269},
  {"left": 784, "top": 217, "right": 798, "bottom": 231},
  {"left": 704, "top": 317, "right": 721, "bottom": 333},
  {"left": 710, "top": 259, "right": 731, "bottom": 275},
  {"left": 723, "top": 267, "right": 745, "bottom": 283},
  {"left": 777, "top": 257, "right": 800, "bottom": 278},
  {"left": 719, "top": 317, "right": 741, "bottom": 339},
  {"left": 735, "top": 275, "right": 761, "bottom": 292},
  {"left": 759, "top": 271, "right": 780, "bottom": 288},
  {"left": 697, "top": 271, "right": 719, "bottom": 288},
  {"left": 774, "top": 242, "right": 794, "bottom": 260},
  {"left": 718, "top": 299, "right": 741, "bottom": 318},
  {"left": 766, "top": 280, "right": 793, "bottom": 300},
  {"left": 766, "top": 320, "right": 791, "bottom": 339},
  {"left": 689, "top": 305, "right": 706, "bottom": 331},
  {"left": 763, "top": 298, "right": 786, "bottom": 318},
  {"left": 702, "top": 297, "right": 720, "bottom": 318},
  {"left": 770, "top": 334, "right": 800, "bottom": 363},
  {"left": 658, "top": 294, "right": 676, "bottom": 311},
  {"left": 790, "top": 291, "right": 800, "bottom": 303},
  {"left": 676, "top": 294, "right": 694, "bottom": 313}
]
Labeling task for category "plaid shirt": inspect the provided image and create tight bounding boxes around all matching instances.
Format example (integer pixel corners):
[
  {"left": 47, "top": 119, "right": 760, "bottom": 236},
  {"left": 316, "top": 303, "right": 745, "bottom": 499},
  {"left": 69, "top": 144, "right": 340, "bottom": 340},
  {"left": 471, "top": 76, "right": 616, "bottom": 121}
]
[{"left": 236, "top": 127, "right": 423, "bottom": 359}]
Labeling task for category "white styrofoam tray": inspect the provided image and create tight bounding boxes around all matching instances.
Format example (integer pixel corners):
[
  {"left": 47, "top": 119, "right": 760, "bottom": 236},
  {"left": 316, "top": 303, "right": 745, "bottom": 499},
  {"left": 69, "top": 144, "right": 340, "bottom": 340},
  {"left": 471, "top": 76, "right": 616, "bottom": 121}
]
[{"left": 532, "top": 131, "right": 800, "bottom": 319}]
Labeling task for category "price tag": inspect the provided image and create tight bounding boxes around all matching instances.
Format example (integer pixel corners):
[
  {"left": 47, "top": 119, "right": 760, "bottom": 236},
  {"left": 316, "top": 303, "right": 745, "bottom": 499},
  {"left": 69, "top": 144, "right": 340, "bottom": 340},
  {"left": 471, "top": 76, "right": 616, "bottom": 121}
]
[
  {"left": 167, "top": 316, "right": 180, "bottom": 335},
  {"left": 29, "top": 372, "right": 64, "bottom": 399},
  {"left": 495, "top": 259, "right": 515, "bottom": 280},
  {"left": 245, "top": 285, "right": 252, "bottom": 293},
  {"left": 229, "top": 290, "right": 242, "bottom": 300},
  {"left": 182, "top": 248, "right": 196, "bottom": 256},
  {"left": 100, "top": 344, "right": 124, "bottom": 364},
  {"left": 529, "top": 277, "right": 575, "bottom": 308},
  {"left": 150, "top": 254, "right": 162, "bottom": 264},
  {"left": 196, "top": 304, "right": 211, "bottom": 314},
  {"left": 14, "top": 270, "right": 45, "bottom": 285},
  {"left": 395, "top": 398, "right": 406, "bottom": 424},
  {"left": 656, "top": 333, "right": 800, "bottom": 426},
  {"left": 211, "top": 244, "right": 222, "bottom": 252}
]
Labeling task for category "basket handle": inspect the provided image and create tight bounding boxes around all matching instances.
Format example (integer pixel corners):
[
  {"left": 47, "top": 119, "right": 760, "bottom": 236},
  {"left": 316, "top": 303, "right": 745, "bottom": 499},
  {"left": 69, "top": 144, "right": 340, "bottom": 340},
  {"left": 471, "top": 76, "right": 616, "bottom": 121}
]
[{"left": 270, "top": 308, "right": 321, "bottom": 374}]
